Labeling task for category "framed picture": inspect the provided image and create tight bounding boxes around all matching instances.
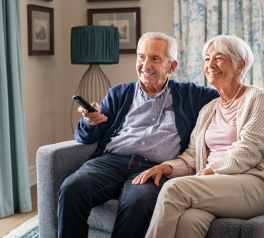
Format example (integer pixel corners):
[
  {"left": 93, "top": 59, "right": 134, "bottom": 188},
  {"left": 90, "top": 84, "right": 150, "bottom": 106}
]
[
  {"left": 88, "top": 0, "right": 139, "bottom": 2},
  {"left": 41, "top": 0, "right": 53, "bottom": 1},
  {"left": 27, "top": 5, "right": 54, "bottom": 55},
  {"left": 88, "top": 8, "right": 141, "bottom": 54}
]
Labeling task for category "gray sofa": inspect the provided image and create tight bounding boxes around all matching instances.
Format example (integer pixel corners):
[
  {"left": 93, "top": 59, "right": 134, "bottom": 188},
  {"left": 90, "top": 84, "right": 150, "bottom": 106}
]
[{"left": 37, "top": 140, "right": 264, "bottom": 238}]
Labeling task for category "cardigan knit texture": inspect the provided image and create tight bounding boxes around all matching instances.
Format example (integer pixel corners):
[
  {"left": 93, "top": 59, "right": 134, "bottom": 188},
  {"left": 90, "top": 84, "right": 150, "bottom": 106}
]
[
  {"left": 75, "top": 80, "right": 219, "bottom": 159},
  {"left": 164, "top": 85, "right": 264, "bottom": 177}
]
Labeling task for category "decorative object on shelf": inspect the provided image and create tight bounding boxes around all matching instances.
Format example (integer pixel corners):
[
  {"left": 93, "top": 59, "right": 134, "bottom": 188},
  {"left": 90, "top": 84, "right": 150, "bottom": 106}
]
[
  {"left": 88, "top": 8, "right": 141, "bottom": 54},
  {"left": 88, "top": 0, "right": 139, "bottom": 2},
  {"left": 70, "top": 26, "right": 119, "bottom": 133},
  {"left": 27, "top": 5, "right": 54, "bottom": 55}
]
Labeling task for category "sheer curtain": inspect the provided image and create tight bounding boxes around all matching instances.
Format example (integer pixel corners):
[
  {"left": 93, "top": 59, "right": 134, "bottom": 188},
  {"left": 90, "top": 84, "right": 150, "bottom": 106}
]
[
  {"left": 0, "top": 0, "right": 32, "bottom": 218},
  {"left": 173, "top": 0, "right": 264, "bottom": 87}
]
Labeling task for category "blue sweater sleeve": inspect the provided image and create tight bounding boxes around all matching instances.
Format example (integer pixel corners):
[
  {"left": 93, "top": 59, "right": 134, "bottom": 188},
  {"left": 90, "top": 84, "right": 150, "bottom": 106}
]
[
  {"left": 74, "top": 82, "right": 134, "bottom": 145},
  {"left": 74, "top": 118, "right": 102, "bottom": 144},
  {"left": 170, "top": 81, "right": 219, "bottom": 153}
]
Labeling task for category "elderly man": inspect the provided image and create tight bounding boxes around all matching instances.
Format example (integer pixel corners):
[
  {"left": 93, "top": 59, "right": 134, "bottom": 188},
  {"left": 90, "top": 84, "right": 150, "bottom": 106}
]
[{"left": 58, "top": 32, "right": 219, "bottom": 238}]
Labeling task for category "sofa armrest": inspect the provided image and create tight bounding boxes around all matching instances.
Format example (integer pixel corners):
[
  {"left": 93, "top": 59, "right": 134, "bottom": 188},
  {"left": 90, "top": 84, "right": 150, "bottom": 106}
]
[
  {"left": 241, "top": 215, "right": 264, "bottom": 238},
  {"left": 37, "top": 140, "right": 97, "bottom": 238}
]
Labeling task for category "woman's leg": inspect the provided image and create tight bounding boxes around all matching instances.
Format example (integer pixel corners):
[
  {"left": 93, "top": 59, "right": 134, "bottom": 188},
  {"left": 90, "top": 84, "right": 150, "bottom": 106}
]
[
  {"left": 145, "top": 170, "right": 264, "bottom": 238},
  {"left": 175, "top": 208, "right": 216, "bottom": 238}
]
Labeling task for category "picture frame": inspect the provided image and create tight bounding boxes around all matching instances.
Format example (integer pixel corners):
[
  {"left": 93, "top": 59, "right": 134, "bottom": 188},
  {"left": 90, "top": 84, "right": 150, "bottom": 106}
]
[
  {"left": 27, "top": 5, "right": 54, "bottom": 55},
  {"left": 41, "top": 0, "right": 53, "bottom": 1},
  {"left": 87, "top": 8, "right": 141, "bottom": 54},
  {"left": 88, "top": 0, "right": 139, "bottom": 2}
]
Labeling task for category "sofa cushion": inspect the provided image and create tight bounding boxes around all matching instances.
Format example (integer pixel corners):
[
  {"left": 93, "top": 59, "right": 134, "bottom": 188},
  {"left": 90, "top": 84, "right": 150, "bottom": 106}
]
[
  {"left": 206, "top": 218, "right": 246, "bottom": 238},
  {"left": 88, "top": 228, "right": 111, "bottom": 238},
  {"left": 241, "top": 215, "right": 264, "bottom": 238},
  {"left": 88, "top": 199, "right": 118, "bottom": 233}
]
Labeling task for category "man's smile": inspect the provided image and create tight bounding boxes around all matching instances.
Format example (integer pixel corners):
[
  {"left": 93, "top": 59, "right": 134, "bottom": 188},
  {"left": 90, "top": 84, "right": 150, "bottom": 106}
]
[{"left": 141, "top": 70, "right": 155, "bottom": 76}]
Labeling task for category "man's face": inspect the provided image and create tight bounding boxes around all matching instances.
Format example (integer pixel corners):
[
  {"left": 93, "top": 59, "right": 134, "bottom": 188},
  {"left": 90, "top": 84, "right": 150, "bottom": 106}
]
[{"left": 136, "top": 38, "right": 175, "bottom": 89}]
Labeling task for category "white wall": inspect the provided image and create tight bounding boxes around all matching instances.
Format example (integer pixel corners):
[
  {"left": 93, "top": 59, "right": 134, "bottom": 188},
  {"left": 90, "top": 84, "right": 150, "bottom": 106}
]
[{"left": 21, "top": 0, "right": 174, "bottom": 168}]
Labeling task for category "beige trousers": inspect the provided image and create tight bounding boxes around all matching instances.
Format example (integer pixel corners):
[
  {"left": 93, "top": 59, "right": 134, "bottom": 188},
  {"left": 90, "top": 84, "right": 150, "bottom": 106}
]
[{"left": 145, "top": 169, "right": 264, "bottom": 238}]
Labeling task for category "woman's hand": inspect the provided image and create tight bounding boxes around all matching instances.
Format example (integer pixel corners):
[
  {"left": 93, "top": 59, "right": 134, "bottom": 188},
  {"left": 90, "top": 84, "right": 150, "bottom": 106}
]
[
  {"left": 132, "top": 164, "right": 172, "bottom": 187},
  {"left": 197, "top": 167, "right": 214, "bottom": 176}
]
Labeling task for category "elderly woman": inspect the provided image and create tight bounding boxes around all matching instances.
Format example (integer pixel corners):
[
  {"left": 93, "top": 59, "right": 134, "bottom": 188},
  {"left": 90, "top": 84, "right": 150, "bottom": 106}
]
[{"left": 132, "top": 35, "right": 264, "bottom": 238}]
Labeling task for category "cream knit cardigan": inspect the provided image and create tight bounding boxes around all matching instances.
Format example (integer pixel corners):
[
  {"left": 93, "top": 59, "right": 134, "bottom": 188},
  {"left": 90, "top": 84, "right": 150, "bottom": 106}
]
[{"left": 164, "top": 85, "right": 264, "bottom": 178}]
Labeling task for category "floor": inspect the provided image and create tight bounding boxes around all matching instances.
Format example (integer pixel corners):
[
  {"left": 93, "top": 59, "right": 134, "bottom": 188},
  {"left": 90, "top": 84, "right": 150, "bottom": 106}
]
[{"left": 0, "top": 184, "right": 38, "bottom": 237}]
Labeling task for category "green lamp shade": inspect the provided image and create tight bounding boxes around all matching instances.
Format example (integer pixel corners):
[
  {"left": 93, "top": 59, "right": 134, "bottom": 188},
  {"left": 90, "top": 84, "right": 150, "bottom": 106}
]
[{"left": 71, "top": 26, "right": 119, "bottom": 64}]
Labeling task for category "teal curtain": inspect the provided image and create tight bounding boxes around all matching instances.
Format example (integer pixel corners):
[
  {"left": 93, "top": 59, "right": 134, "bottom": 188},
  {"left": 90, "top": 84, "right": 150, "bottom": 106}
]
[
  {"left": 0, "top": 0, "right": 32, "bottom": 218},
  {"left": 173, "top": 0, "right": 264, "bottom": 88}
]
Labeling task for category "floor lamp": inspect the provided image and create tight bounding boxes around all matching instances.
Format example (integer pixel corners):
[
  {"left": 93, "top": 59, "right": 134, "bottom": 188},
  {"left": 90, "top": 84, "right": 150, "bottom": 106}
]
[{"left": 70, "top": 26, "right": 119, "bottom": 133}]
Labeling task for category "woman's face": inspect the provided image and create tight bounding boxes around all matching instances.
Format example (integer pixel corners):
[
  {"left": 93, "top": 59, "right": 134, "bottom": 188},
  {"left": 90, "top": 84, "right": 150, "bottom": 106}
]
[{"left": 204, "top": 44, "right": 241, "bottom": 88}]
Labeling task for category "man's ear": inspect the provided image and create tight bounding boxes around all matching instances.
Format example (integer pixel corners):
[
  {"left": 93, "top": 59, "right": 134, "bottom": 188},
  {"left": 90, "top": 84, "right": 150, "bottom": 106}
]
[{"left": 168, "top": 60, "right": 177, "bottom": 74}]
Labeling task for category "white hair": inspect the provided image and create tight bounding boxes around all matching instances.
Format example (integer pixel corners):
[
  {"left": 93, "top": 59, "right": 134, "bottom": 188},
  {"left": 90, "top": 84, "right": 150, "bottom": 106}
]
[
  {"left": 137, "top": 32, "right": 177, "bottom": 63},
  {"left": 202, "top": 35, "right": 254, "bottom": 82}
]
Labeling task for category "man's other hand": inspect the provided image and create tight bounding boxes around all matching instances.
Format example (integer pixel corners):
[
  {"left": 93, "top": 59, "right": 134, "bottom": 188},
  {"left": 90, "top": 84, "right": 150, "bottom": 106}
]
[
  {"left": 78, "top": 102, "right": 107, "bottom": 126},
  {"left": 132, "top": 164, "right": 172, "bottom": 187}
]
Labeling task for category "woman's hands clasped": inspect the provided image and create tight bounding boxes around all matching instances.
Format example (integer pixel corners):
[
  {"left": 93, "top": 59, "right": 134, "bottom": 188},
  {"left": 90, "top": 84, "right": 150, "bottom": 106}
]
[
  {"left": 78, "top": 102, "right": 107, "bottom": 126},
  {"left": 197, "top": 167, "right": 214, "bottom": 176},
  {"left": 132, "top": 164, "right": 173, "bottom": 187}
]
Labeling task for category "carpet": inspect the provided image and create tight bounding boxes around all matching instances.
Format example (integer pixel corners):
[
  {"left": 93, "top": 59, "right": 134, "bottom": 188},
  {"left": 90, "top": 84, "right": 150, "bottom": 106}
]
[{"left": 3, "top": 215, "right": 39, "bottom": 238}]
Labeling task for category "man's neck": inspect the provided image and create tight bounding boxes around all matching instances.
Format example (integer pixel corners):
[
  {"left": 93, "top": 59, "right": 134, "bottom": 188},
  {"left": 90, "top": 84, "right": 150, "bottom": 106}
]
[{"left": 139, "top": 79, "right": 168, "bottom": 98}]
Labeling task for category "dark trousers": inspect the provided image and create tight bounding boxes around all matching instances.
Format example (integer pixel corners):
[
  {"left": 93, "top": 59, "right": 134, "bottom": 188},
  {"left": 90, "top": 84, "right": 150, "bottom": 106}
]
[{"left": 58, "top": 153, "right": 168, "bottom": 238}]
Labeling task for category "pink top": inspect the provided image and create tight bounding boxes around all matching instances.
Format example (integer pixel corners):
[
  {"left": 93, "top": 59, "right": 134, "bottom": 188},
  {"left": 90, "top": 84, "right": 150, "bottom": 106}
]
[{"left": 205, "top": 99, "right": 240, "bottom": 168}]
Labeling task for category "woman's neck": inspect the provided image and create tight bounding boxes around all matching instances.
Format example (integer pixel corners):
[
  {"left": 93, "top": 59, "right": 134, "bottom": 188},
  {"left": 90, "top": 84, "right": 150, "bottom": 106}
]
[
  {"left": 217, "top": 83, "right": 247, "bottom": 109},
  {"left": 216, "top": 81, "right": 241, "bottom": 103}
]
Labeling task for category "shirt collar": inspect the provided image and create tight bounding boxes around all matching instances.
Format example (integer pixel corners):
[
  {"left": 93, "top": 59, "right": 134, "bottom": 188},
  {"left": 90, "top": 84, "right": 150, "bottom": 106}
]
[{"left": 138, "top": 79, "right": 169, "bottom": 98}]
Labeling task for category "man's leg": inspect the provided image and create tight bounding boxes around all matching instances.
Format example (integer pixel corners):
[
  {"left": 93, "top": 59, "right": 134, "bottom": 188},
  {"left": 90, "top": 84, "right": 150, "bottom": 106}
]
[
  {"left": 146, "top": 170, "right": 264, "bottom": 238},
  {"left": 58, "top": 154, "right": 131, "bottom": 238},
  {"left": 111, "top": 155, "right": 169, "bottom": 238}
]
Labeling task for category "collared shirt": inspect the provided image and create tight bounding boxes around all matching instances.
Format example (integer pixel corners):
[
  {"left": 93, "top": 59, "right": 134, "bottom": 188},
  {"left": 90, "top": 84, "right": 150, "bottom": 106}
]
[{"left": 104, "top": 80, "right": 181, "bottom": 164}]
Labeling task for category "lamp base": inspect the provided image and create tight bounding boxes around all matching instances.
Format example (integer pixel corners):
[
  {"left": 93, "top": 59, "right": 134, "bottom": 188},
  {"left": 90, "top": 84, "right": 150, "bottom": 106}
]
[{"left": 71, "top": 64, "right": 111, "bottom": 134}]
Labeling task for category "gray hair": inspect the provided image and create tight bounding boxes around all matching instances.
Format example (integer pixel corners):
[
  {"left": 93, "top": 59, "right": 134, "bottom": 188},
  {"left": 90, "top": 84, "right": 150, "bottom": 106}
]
[
  {"left": 137, "top": 32, "right": 177, "bottom": 63},
  {"left": 202, "top": 35, "right": 254, "bottom": 82}
]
